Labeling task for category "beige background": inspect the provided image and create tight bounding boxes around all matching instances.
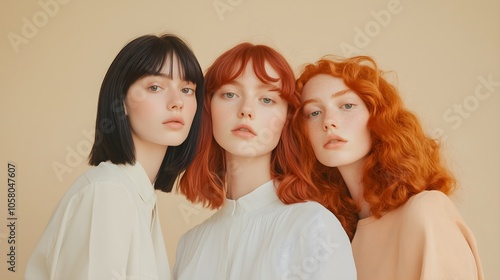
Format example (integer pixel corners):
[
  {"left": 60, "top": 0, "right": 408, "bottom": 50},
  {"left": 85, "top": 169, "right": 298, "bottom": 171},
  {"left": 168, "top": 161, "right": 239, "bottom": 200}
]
[{"left": 1, "top": 0, "right": 499, "bottom": 279}]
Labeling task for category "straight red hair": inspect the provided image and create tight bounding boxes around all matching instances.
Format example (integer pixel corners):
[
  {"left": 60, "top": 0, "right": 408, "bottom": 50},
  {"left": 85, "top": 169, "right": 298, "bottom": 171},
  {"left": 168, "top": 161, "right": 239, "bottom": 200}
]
[
  {"left": 180, "top": 43, "right": 323, "bottom": 211},
  {"left": 294, "top": 56, "right": 456, "bottom": 239}
]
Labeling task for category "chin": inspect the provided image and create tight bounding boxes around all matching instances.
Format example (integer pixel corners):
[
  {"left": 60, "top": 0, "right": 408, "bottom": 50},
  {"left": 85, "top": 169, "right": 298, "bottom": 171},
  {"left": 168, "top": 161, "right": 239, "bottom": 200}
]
[
  {"left": 161, "top": 137, "right": 187, "bottom": 147},
  {"left": 317, "top": 158, "right": 341, "bottom": 168},
  {"left": 169, "top": 140, "right": 186, "bottom": 147}
]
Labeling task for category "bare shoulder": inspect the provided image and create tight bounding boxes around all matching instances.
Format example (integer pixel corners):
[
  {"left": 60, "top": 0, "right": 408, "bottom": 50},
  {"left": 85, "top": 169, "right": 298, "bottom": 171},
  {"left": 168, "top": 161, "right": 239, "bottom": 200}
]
[
  {"left": 399, "top": 190, "right": 461, "bottom": 228},
  {"left": 404, "top": 190, "right": 453, "bottom": 211}
]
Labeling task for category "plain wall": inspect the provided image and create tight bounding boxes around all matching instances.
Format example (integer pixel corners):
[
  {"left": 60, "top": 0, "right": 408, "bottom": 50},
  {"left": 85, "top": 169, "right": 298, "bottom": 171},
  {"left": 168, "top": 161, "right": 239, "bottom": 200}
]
[{"left": 1, "top": 0, "right": 499, "bottom": 279}]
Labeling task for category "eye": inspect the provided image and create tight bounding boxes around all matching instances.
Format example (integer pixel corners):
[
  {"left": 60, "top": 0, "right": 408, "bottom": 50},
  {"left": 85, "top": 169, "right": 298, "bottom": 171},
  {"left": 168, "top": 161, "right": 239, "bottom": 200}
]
[
  {"left": 302, "top": 105, "right": 322, "bottom": 119},
  {"left": 309, "top": 111, "right": 321, "bottom": 117},
  {"left": 223, "top": 92, "right": 236, "bottom": 99},
  {"left": 261, "top": 97, "right": 274, "bottom": 104},
  {"left": 181, "top": 87, "right": 195, "bottom": 95},
  {"left": 148, "top": 85, "right": 162, "bottom": 92},
  {"left": 342, "top": 103, "right": 355, "bottom": 109}
]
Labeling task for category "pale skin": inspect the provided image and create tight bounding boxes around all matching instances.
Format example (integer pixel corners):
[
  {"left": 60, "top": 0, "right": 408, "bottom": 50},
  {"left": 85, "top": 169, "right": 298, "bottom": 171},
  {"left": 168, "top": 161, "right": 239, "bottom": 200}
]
[
  {"left": 210, "top": 61, "right": 288, "bottom": 200},
  {"left": 301, "top": 74, "right": 372, "bottom": 218},
  {"left": 124, "top": 56, "right": 197, "bottom": 183}
]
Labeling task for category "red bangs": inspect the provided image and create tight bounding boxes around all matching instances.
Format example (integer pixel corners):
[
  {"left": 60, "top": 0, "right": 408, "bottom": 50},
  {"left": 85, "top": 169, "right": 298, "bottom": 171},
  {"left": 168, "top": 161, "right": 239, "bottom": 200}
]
[{"left": 205, "top": 43, "right": 296, "bottom": 105}]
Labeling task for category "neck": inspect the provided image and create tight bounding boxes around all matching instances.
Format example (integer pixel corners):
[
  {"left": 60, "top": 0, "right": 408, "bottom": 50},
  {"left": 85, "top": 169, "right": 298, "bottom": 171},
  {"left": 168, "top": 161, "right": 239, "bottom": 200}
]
[
  {"left": 133, "top": 135, "right": 168, "bottom": 184},
  {"left": 338, "top": 157, "right": 371, "bottom": 219},
  {"left": 224, "top": 152, "right": 272, "bottom": 200}
]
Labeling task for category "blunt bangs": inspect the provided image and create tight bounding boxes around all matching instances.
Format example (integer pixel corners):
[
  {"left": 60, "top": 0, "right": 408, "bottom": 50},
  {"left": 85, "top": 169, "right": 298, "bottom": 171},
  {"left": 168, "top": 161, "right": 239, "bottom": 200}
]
[
  {"left": 121, "top": 36, "right": 202, "bottom": 93},
  {"left": 205, "top": 43, "right": 295, "bottom": 106},
  {"left": 89, "top": 33, "right": 204, "bottom": 193}
]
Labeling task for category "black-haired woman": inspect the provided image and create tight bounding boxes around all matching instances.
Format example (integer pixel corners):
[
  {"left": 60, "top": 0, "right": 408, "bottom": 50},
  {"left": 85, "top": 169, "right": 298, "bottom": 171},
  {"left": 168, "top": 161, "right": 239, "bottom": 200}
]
[{"left": 26, "top": 33, "right": 204, "bottom": 280}]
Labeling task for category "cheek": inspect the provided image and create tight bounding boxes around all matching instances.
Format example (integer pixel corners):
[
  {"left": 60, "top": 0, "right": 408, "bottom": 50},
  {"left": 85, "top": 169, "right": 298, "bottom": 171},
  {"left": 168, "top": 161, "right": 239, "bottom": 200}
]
[
  {"left": 265, "top": 105, "right": 287, "bottom": 130},
  {"left": 184, "top": 98, "right": 198, "bottom": 119},
  {"left": 125, "top": 101, "right": 148, "bottom": 120},
  {"left": 126, "top": 88, "right": 148, "bottom": 108},
  {"left": 352, "top": 118, "right": 372, "bottom": 152},
  {"left": 355, "top": 116, "right": 370, "bottom": 138},
  {"left": 310, "top": 137, "right": 323, "bottom": 154},
  {"left": 125, "top": 91, "right": 158, "bottom": 114},
  {"left": 210, "top": 110, "right": 226, "bottom": 138},
  {"left": 305, "top": 122, "right": 322, "bottom": 146},
  {"left": 210, "top": 105, "right": 225, "bottom": 125},
  {"left": 268, "top": 116, "right": 286, "bottom": 136}
]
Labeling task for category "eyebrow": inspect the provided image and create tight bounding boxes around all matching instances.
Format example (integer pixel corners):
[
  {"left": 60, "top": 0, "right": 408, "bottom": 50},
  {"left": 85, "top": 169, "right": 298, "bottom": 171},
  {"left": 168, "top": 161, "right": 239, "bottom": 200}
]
[
  {"left": 150, "top": 73, "right": 172, "bottom": 79},
  {"left": 302, "top": 88, "right": 351, "bottom": 105},
  {"left": 145, "top": 73, "right": 195, "bottom": 84},
  {"left": 334, "top": 88, "right": 351, "bottom": 97},
  {"left": 224, "top": 80, "right": 280, "bottom": 91}
]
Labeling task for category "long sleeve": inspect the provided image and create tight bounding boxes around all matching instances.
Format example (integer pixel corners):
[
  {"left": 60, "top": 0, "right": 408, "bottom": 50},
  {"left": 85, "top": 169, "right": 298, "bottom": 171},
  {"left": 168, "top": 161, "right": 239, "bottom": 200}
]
[
  {"left": 88, "top": 183, "right": 136, "bottom": 278},
  {"left": 172, "top": 181, "right": 356, "bottom": 280},
  {"left": 26, "top": 162, "right": 168, "bottom": 280},
  {"left": 46, "top": 183, "right": 136, "bottom": 280},
  {"left": 173, "top": 233, "right": 186, "bottom": 278}
]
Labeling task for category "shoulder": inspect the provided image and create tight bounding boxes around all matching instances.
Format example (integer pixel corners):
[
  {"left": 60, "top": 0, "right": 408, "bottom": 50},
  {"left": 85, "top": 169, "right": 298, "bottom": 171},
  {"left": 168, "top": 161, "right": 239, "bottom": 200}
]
[
  {"left": 80, "top": 162, "right": 124, "bottom": 184},
  {"left": 286, "top": 200, "right": 334, "bottom": 215},
  {"left": 71, "top": 162, "right": 127, "bottom": 190},
  {"left": 284, "top": 201, "right": 345, "bottom": 236},
  {"left": 403, "top": 190, "right": 455, "bottom": 215},
  {"left": 64, "top": 162, "right": 122, "bottom": 192},
  {"left": 176, "top": 211, "right": 221, "bottom": 254},
  {"left": 279, "top": 202, "right": 354, "bottom": 276},
  {"left": 59, "top": 163, "right": 134, "bottom": 211},
  {"left": 179, "top": 211, "right": 221, "bottom": 241},
  {"left": 397, "top": 190, "right": 462, "bottom": 230},
  {"left": 286, "top": 200, "right": 338, "bottom": 218},
  {"left": 69, "top": 162, "right": 132, "bottom": 197}
]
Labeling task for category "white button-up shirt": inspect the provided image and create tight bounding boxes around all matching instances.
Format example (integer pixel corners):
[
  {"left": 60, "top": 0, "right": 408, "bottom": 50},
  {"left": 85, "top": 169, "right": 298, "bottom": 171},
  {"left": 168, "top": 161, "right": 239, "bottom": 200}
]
[
  {"left": 26, "top": 162, "right": 170, "bottom": 280},
  {"left": 174, "top": 180, "right": 356, "bottom": 280}
]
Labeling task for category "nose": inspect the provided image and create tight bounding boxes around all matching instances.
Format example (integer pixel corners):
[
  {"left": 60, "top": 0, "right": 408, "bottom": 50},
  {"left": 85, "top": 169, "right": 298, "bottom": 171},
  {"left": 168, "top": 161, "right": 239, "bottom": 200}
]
[
  {"left": 238, "top": 100, "right": 253, "bottom": 119},
  {"left": 168, "top": 90, "right": 184, "bottom": 110},
  {"left": 323, "top": 116, "right": 337, "bottom": 131}
]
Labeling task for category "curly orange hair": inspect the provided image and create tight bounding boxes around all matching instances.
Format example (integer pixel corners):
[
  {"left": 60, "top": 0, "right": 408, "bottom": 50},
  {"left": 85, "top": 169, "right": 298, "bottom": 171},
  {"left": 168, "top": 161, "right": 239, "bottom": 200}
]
[
  {"left": 294, "top": 56, "right": 456, "bottom": 238},
  {"left": 180, "top": 43, "right": 323, "bottom": 211}
]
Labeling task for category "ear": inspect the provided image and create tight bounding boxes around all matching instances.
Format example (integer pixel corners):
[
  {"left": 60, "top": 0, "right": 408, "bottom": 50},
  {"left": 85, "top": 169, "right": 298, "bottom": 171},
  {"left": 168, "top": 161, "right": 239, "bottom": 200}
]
[{"left": 123, "top": 102, "right": 128, "bottom": 116}]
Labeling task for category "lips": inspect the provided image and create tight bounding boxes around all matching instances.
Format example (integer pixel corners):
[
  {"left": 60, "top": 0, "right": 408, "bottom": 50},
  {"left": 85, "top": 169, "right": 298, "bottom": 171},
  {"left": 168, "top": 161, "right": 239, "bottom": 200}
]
[
  {"left": 323, "top": 134, "right": 347, "bottom": 148},
  {"left": 163, "top": 116, "right": 184, "bottom": 128},
  {"left": 231, "top": 124, "right": 256, "bottom": 137}
]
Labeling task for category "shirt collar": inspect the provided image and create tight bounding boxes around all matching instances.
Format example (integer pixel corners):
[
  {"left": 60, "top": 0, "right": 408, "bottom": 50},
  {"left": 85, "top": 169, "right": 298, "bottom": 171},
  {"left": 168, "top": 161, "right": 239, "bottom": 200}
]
[
  {"left": 222, "top": 180, "right": 279, "bottom": 216},
  {"left": 118, "top": 161, "right": 156, "bottom": 205}
]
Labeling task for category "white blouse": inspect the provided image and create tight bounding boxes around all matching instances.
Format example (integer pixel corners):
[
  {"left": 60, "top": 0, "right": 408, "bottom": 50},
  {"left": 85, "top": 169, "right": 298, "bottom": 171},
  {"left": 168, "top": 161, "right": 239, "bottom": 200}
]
[
  {"left": 174, "top": 180, "right": 356, "bottom": 280},
  {"left": 26, "top": 162, "right": 170, "bottom": 280}
]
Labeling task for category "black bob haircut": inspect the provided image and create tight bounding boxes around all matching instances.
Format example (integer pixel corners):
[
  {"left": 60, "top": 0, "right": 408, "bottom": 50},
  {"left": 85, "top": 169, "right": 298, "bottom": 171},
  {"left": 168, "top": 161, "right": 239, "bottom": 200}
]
[{"left": 88, "top": 34, "right": 204, "bottom": 192}]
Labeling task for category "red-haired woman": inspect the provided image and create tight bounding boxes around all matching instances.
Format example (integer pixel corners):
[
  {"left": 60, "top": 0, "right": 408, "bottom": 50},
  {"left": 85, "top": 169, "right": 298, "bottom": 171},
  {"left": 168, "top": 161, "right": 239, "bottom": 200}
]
[
  {"left": 293, "top": 55, "right": 484, "bottom": 280},
  {"left": 173, "top": 43, "right": 356, "bottom": 280}
]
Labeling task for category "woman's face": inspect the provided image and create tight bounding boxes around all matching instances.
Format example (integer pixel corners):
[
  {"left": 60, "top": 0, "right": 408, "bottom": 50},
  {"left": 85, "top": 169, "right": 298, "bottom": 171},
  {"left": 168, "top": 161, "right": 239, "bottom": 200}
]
[
  {"left": 124, "top": 55, "right": 197, "bottom": 151},
  {"left": 210, "top": 61, "right": 288, "bottom": 159},
  {"left": 300, "top": 74, "right": 371, "bottom": 170}
]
